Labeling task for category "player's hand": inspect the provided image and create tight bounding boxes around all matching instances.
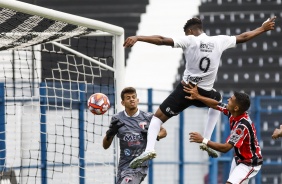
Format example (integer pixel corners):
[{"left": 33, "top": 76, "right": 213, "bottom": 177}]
[
  {"left": 189, "top": 132, "right": 203, "bottom": 143},
  {"left": 262, "top": 16, "right": 276, "bottom": 31},
  {"left": 183, "top": 83, "right": 200, "bottom": 100},
  {"left": 272, "top": 125, "right": 282, "bottom": 140},
  {"left": 123, "top": 36, "right": 138, "bottom": 47},
  {"left": 106, "top": 118, "right": 125, "bottom": 140}
]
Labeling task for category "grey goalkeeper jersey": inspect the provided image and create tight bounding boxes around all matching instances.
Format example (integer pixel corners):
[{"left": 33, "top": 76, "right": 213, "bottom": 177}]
[{"left": 114, "top": 109, "right": 153, "bottom": 177}]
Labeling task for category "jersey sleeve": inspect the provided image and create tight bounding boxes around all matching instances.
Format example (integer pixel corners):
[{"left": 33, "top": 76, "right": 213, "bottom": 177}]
[
  {"left": 216, "top": 102, "right": 230, "bottom": 116},
  {"left": 172, "top": 36, "right": 193, "bottom": 49},
  {"left": 217, "top": 35, "right": 236, "bottom": 51},
  {"left": 110, "top": 114, "right": 120, "bottom": 123},
  {"left": 227, "top": 124, "right": 248, "bottom": 148}
]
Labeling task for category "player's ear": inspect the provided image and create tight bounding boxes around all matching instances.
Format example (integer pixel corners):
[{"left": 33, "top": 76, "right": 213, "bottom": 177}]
[
  {"left": 121, "top": 100, "right": 125, "bottom": 106},
  {"left": 234, "top": 105, "right": 239, "bottom": 112}
]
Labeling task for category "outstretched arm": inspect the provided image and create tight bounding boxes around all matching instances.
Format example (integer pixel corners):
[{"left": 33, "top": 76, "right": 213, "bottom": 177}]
[
  {"left": 123, "top": 35, "right": 174, "bottom": 47},
  {"left": 236, "top": 16, "right": 276, "bottom": 44},
  {"left": 183, "top": 84, "right": 219, "bottom": 109},
  {"left": 189, "top": 132, "right": 233, "bottom": 153}
]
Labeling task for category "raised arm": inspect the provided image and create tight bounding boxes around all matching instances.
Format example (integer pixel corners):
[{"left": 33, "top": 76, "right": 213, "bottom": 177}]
[
  {"left": 236, "top": 16, "right": 276, "bottom": 44},
  {"left": 123, "top": 35, "right": 174, "bottom": 48},
  {"left": 183, "top": 84, "right": 219, "bottom": 109},
  {"left": 189, "top": 132, "right": 233, "bottom": 153}
]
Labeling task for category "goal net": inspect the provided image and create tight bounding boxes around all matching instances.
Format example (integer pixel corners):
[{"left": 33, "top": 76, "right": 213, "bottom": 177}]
[{"left": 0, "top": 1, "right": 124, "bottom": 184}]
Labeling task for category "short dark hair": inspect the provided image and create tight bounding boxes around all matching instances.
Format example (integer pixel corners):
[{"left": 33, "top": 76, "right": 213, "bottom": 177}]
[
  {"left": 183, "top": 17, "right": 203, "bottom": 32},
  {"left": 234, "top": 92, "right": 251, "bottom": 113},
  {"left": 121, "top": 87, "right": 137, "bottom": 100}
]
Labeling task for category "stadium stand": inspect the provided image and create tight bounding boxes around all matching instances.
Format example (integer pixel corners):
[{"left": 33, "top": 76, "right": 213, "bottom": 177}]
[
  {"left": 19, "top": 0, "right": 149, "bottom": 64},
  {"left": 10, "top": 1, "right": 282, "bottom": 183}
]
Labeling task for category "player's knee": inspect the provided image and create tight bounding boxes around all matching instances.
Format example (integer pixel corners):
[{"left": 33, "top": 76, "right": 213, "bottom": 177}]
[{"left": 155, "top": 108, "right": 169, "bottom": 122}]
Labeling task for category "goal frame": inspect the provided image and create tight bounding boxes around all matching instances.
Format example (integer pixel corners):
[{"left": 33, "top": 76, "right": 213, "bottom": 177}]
[
  {"left": 0, "top": 0, "right": 125, "bottom": 112},
  {"left": 0, "top": 1, "right": 125, "bottom": 183}
]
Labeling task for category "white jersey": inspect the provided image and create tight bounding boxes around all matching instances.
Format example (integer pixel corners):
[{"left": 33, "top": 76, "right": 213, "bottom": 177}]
[{"left": 173, "top": 33, "right": 236, "bottom": 90}]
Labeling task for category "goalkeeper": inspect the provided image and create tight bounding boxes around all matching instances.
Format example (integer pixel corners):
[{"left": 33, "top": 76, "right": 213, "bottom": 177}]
[
  {"left": 124, "top": 16, "right": 276, "bottom": 168},
  {"left": 103, "top": 87, "right": 167, "bottom": 184}
]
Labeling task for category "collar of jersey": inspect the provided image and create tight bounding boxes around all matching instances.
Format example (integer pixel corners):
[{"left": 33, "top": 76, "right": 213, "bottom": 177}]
[
  {"left": 232, "top": 112, "right": 248, "bottom": 122},
  {"left": 199, "top": 33, "right": 206, "bottom": 37},
  {"left": 124, "top": 109, "right": 140, "bottom": 117}
]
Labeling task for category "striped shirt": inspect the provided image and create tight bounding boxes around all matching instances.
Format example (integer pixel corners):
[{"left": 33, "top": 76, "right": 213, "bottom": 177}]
[{"left": 217, "top": 103, "right": 263, "bottom": 166}]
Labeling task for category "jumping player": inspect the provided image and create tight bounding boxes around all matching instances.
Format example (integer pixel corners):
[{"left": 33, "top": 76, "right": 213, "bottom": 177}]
[
  {"left": 123, "top": 16, "right": 275, "bottom": 168},
  {"left": 185, "top": 84, "right": 263, "bottom": 184}
]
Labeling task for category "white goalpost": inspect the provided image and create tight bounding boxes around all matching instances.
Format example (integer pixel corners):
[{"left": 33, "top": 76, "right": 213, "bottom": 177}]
[{"left": 0, "top": 0, "right": 124, "bottom": 183}]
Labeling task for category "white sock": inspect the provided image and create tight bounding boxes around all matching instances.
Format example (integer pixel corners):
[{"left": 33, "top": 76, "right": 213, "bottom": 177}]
[
  {"left": 145, "top": 116, "right": 162, "bottom": 152},
  {"left": 203, "top": 108, "right": 220, "bottom": 139}
]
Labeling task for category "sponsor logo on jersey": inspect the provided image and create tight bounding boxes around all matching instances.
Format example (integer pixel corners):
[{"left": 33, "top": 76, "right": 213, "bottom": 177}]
[
  {"left": 123, "top": 133, "right": 143, "bottom": 147},
  {"left": 125, "top": 177, "right": 132, "bottom": 183},
  {"left": 123, "top": 133, "right": 143, "bottom": 142},
  {"left": 200, "top": 42, "right": 214, "bottom": 52},
  {"left": 124, "top": 149, "right": 131, "bottom": 156},
  {"left": 187, "top": 75, "right": 202, "bottom": 83}
]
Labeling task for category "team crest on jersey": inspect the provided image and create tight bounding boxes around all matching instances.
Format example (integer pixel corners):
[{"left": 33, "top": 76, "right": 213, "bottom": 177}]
[
  {"left": 139, "top": 121, "right": 147, "bottom": 129},
  {"left": 230, "top": 127, "right": 244, "bottom": 143},
  {"left": 125, "top": 177, "right": 132, "bottom": 183}
]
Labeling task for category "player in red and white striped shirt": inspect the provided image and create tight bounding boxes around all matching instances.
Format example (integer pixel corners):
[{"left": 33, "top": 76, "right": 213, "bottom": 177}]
[{"left": 185, "top": 84, "right": 262, "bottom": 184}]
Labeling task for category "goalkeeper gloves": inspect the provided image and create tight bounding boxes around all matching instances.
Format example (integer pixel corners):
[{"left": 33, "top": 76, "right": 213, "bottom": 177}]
[{"left": 106, "top": 118, "right": 125, "bottom": 140}]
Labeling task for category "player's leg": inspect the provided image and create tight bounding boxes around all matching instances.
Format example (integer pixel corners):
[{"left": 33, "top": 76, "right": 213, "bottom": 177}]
[
  {"left": 129, "top": 110, "right": 164, "bottom": 168},
  {"left": 199, "top": 107, "right": 221, "bottom": 158},
  {"left": 129, "top": 109, "right": 164, "bottom": 168},
  {"left": 145, "top": 108, "right": 169, "bottom": 151},
  {"left": 203, "top": 89, "right": 222, "bottom": 139},
  {"left": 227, "top": 160, "right": 261, "bottom": 184},
  {"left": 130, "top": 83, "right": 190, "bottom": 168},
  {"left": 129, "top": 110, "right": 171, "bottom": 169},
  {"left": 197, "top": 89, "right": 222, "bottom": 157}
]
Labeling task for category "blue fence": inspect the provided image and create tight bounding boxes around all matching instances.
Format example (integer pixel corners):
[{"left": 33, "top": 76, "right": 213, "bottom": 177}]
[{"left": 0, "top": 85, "right": 281, "bottom": 183}]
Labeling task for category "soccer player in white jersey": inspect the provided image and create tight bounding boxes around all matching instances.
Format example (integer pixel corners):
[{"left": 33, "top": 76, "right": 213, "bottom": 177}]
[{"left": 123, "top": 16, "right": 276, "bottom": 169}]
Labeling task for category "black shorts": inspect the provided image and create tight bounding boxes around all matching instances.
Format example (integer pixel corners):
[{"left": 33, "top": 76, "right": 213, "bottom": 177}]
[{"left": 159, "top": 82, "right": 221, "bottom": 117}]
